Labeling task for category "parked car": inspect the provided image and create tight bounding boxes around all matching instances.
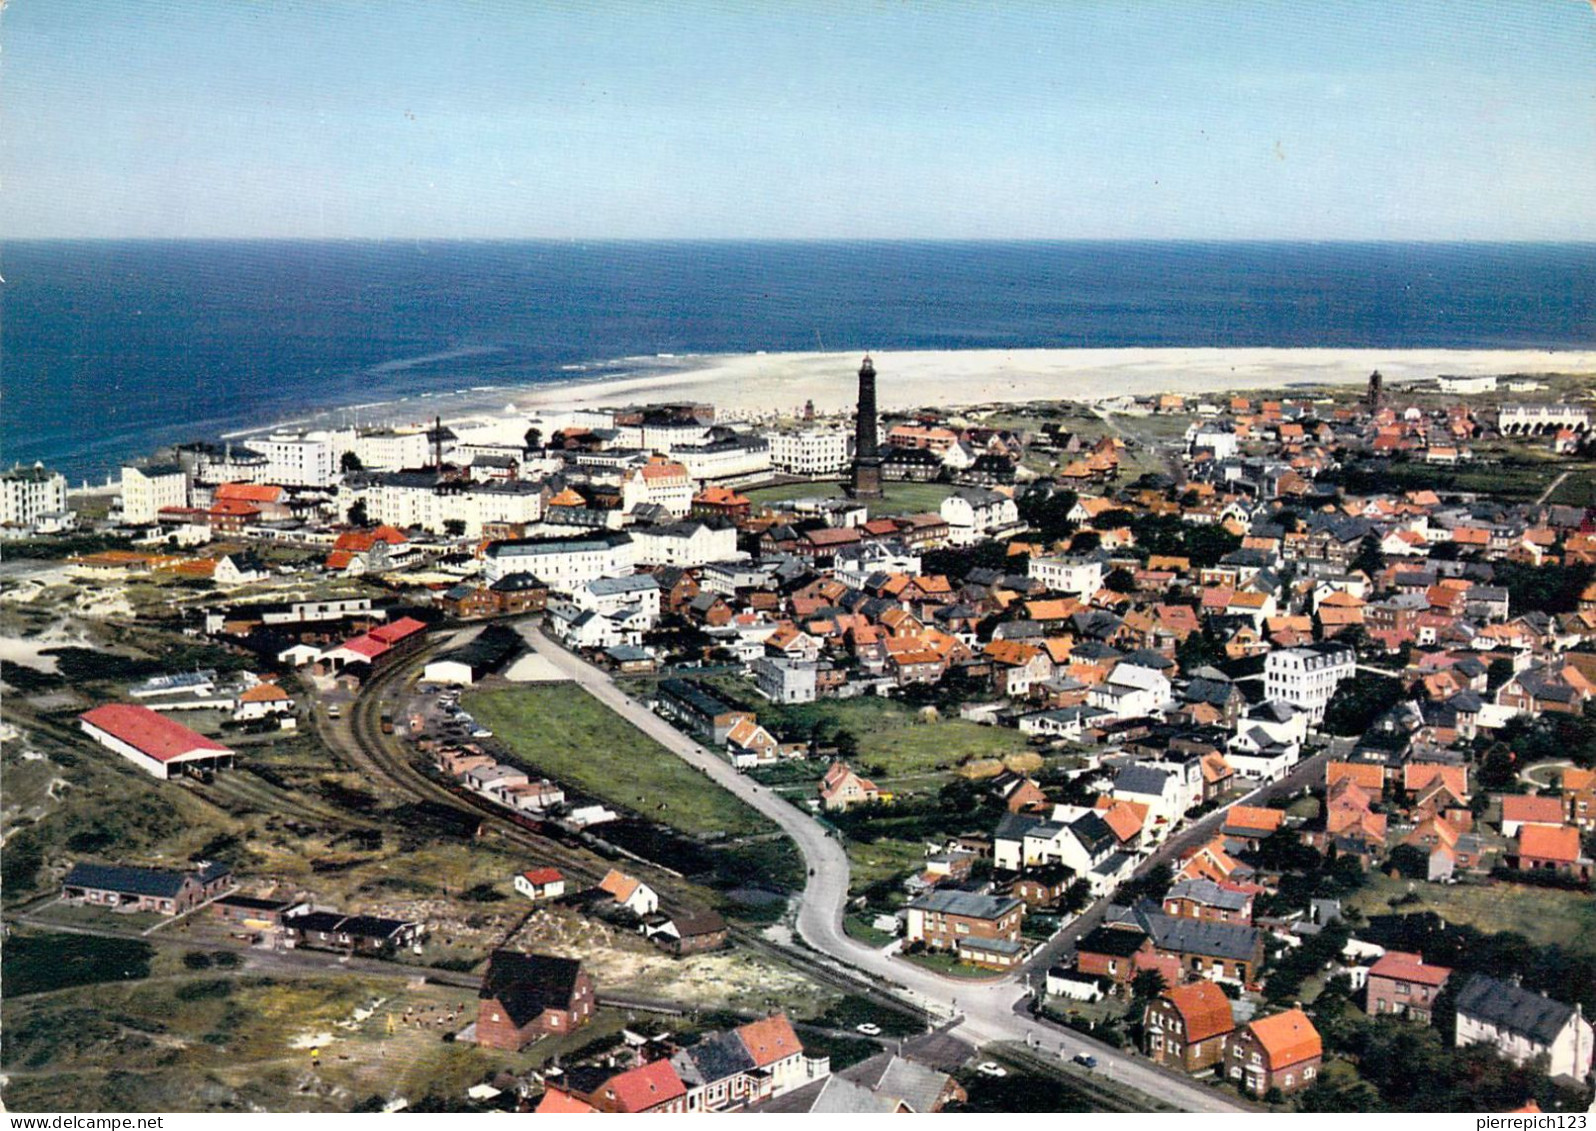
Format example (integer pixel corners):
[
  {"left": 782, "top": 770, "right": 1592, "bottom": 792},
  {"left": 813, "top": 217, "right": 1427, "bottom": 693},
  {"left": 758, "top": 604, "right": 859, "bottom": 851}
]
[
  {"left": 976, "top": 1062, "right": 1008, "bottom": 1078},
  {"left": 1071, "top": 1054, "right": 1098, "bottom": 1070},
  {"left": 855, "top": 1023, "right": 882, "bottom": 1037}
]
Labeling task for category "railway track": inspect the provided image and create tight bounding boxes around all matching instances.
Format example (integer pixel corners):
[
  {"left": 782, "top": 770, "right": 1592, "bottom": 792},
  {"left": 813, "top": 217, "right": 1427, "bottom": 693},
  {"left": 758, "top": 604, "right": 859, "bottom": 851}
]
[{"left": 334, "top": 638, "right": 931, "bottom": 1025}]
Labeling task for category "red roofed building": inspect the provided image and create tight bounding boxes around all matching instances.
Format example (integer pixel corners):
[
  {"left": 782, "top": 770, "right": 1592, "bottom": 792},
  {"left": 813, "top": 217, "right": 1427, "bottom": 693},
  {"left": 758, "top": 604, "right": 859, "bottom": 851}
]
[
  {"left": 321, "top": 616, "right": 428, "bottom": 669},
  {"left": 513, "top": 867, "right": 566, "bottom": 901},
  {"left": 1500, "top": 794, "right": 1567, "bottom": 837},
  {"left": 1144, "top": 982, "right": 1235, "bottom": 1074},
  {"left": 586, "top": 1058, "right": 688, "bottom": 1114},
  {"left": 735, "top": 1014, "right": 813, "bottom": 1095},
  {"left": 1514, "top": 825, "right": 1590, "bottom": 881},
  {"left": 1366, "top": 950, "right": 1452, "bottom": 1022},
  {"left": 1225, "top": 1008, "right": 1322, "bottom": 1097},
  {"left": 79, "top": 704, "right": 234, "bottom": 780}
]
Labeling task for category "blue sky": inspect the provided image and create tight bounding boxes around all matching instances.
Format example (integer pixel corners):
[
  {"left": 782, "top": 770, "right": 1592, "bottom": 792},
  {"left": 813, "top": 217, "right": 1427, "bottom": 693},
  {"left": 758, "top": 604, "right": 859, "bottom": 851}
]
[{"left": 4, "top": 1, "right": 1593, "bottom": 239}]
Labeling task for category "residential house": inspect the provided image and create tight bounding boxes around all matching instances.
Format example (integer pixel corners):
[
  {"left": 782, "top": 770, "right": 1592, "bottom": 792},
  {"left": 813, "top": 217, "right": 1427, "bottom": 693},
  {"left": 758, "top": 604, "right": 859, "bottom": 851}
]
[
  {"left": 1144, "top": 981, "right": 1236, "bottom": 1075},
  {"left": 1365, "top": 951, "right": 1452, "bottom": 1022},
  {"left": 1454, "top": 974, "right": 1594, "bottom": 1083},
  {"left": 475, "top": 951, "right": 595, "bottom": 1050},
  {"left": 1224, "top": 1008, "right": 1323, "bottom": 1097}
]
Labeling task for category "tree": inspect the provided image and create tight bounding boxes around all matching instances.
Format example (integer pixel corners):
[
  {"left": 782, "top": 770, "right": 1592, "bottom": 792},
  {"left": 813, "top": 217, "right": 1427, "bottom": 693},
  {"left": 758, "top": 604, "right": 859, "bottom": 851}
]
[
  {"left": 1104, "top": 566, "right": 1137, "bottom": 593},
  {"left": 443, "top": 519, "right": 467, "bottom": 537},
  {"left": 1130, "top": 968, "right": 1167, "bottom": 1004},
  {"left": 1352, "top": 532, "right": 1385, "bottom": 579},
  {"left": 340, "top": 450, "right": 363, "bottom": 473},
  {"left": 833, "top": 729, "right": 860, "bottom": 760},
  {"left": 1487, "top": 657, "right": 1515, "bottom": 693},
  {"left": 524, "top": 427, "right": 543, "bottom": 451},
  {"left": 346, "top": 499, "right": 370, "bottom": 527}
]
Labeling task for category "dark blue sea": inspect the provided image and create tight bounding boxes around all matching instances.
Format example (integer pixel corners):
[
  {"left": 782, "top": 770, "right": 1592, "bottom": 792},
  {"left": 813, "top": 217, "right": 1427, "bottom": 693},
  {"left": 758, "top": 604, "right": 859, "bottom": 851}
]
[{"left": 3, "top": 240, "right": 1593, "bottom": 482}]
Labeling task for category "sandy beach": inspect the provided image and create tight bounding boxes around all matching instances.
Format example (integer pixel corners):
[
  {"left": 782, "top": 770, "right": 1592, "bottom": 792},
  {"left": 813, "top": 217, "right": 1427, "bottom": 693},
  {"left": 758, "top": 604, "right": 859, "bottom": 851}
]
[{"left": 502, "top": 347, "right": 1596, "bottom": 422}]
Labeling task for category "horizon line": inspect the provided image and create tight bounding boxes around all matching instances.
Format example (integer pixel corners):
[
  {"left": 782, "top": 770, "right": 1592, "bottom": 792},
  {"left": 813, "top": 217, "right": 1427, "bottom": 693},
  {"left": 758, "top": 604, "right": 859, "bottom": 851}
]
[{"left": 7, "top": 236, "right": 1596, "bottom": 246}]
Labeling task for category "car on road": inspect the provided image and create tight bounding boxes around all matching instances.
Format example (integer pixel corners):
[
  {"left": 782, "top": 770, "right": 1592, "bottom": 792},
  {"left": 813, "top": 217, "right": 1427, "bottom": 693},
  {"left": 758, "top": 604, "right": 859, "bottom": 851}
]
[
  {"left": 854, "top": 1023, "right": 882, "bottom": 1036},
  {"left": 1071, "top": 1054, "right": 1098, "bottom": 1070},
  {"left": 326, "top": 705, "right": 341, "bottom": 719},
  {"left": 471, "top": 728, "right": 493, "bottom": 739},
  {"left": 975, "top": 1062, "right": 1008, "bottom": 1078}
]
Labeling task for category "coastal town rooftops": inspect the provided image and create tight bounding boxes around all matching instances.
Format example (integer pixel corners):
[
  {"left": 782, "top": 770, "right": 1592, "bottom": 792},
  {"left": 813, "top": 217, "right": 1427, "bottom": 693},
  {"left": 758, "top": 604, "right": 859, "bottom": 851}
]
[{"left": 1165, "top": 877, "right": 1251, "bottom": 912}]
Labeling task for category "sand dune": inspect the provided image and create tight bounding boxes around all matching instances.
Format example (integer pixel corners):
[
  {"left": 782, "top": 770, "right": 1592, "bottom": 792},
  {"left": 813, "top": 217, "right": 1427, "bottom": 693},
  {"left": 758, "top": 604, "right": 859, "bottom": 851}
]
[{"left": 509, "top": 347, "right": 1596, "bottom": 420}]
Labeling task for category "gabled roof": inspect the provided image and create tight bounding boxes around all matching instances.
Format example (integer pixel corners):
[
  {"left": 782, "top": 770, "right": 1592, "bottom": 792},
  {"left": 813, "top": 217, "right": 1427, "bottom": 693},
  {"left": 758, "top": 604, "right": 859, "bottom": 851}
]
[
  {"left": 1367, "top": 950, "right": 1451, "bottom": 987},
  {"left": 79, "top": 704, "right": 231, "bottom": 762},
  {"left": 478, "top": 950, "right": 585, "bottom": 1027},
  {"left": 1517, "top": 824, "right": 1581, "bottom": 863},
  {"left": 1456, "top": 974, "right": 1577, "bottom": 1046},
  {"left": 1246, "top": 1008, "right": 1321, "bottom": 1068},
  {"left": 736, "top": 1014, "right": 804, "bottom": 1068},
  {"left": 1162, "top": 981, "right": 1235, "bottom": 1044},
  {"left": 63, "top": 861, "right": 196, "bottom": 899},
  {"left": 601, "top": 1058, "right": 687, "bottom": 1112}
]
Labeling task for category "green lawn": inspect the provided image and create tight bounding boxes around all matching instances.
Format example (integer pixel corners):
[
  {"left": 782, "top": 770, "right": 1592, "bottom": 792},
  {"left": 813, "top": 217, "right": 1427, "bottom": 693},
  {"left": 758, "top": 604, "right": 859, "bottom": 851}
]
[
  {"left": 1348, "top": 874, "right": 1596, "bottom": 956},
  {"left": 464, "top": 685, "right": 774, "bottom": 839},
  {"left": 3, "top": 931, "right": 157, "bottom": 997},
  {"left": 751, "top": 695, "right": 1036, "bottom": 779},
  {"left": 742, "top": 479, "right": 956, "bottom": 518},
  {"left": 900, "top": 949, "right": 1008, "bottom": 980}
]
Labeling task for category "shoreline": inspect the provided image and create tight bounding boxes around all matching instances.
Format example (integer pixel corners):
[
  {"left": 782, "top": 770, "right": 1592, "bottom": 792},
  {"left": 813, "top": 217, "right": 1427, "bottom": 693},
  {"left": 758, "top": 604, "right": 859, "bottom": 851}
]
[
  {"left": 62, "top": 346, "right": 1596, "bottom": 490},
  {"left": 439, "top": 346, "right": 1596, "bottom": 437}
]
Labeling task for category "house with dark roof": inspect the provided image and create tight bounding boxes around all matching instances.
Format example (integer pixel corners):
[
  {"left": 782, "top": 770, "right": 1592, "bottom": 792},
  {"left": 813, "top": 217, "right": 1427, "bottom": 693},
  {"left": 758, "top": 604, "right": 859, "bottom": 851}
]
[
  {"left": 1107, "top": 901, "right": 1265, "bottom": 984},
  {"left": 282, "top": 909, "right": 424, "bottom": 955},
  {"left": 1455, "top": 974, "right": 1594, "bottom": 1082},
  {"left": 61, "top": 860, "right": 233, "bottom": 916},
  {"left": 1365, "top": 951, "right": 1452, "bottom": 1022},
  {"left": 475, "top": 950, "right": 595, "bottom": 1050},
  {"left": 905, "top": 889, "right": 1026, "bottom": 969}
]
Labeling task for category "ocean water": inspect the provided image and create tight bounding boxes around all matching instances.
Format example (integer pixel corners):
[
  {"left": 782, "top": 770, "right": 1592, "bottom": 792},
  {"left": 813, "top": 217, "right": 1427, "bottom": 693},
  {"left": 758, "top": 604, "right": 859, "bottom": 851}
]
[{"left": 3, "top": 240, "right": 1593, "bottom": 482}]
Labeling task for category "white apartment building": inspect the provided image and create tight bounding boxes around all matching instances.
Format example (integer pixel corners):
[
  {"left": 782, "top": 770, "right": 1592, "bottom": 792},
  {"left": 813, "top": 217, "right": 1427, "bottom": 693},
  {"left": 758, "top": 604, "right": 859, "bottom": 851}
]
[
  {"left": 672, "top": 435, "right": 772, "bottom": 482},
  {"left": 120, "top": 464, "right": 188, "bottom": 525},
  {"left": 1497, "top": 403, "right": 1591, "bottom": 436},
  {"left": 482, "top": 532, "right": 634, "bottom": 589},
  {"left": 1027, "top": 553, "right": 1104, "bottom": 597},
  {"left": 354, "top": 427, "right": 433, "bottom": 471},
  {"left": 620, "top": 457, "right": 695, "bottom": 517},
  {"left": 629, "top": 520, "right": 739, "bottom": 568},
  {"left": 569, "top": 574, "right": 662, "bottom": 622},
  {"left": 940, "top": 488, "right": 1022, "bottom": 547},
  {"left": 257, "top": 430, "right": 351, "bottom": 487},
  {"left": 1, "top": 463, "right": 69, "bottom": 529},
  {"left": 767, "top": 427, "right": 852, "bottom": 477},
  {"left": 1263, "top": 643, "right": 1356, "bottom": 724}
]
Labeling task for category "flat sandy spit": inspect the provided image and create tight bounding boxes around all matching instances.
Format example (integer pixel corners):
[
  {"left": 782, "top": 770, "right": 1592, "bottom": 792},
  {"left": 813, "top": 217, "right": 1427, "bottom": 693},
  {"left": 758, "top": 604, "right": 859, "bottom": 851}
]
[{"left": 504, "top": 348, "right": 1596, "bottom": 421}]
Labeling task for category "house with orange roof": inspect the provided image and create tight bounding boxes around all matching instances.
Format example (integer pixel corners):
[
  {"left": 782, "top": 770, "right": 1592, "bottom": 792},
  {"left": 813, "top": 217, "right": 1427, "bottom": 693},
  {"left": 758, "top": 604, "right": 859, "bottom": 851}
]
[
  {"left": 1224, "top": 1008, "right": 1322, "bottom": 1096},
  {"left": 233, "top": 681, "right": 294, "bottom": 722},
  {"left": 1500, "top": 794, "right": 1567, "bottom": 837},
  {"left": 1513, "top": 825, "right": 1590, "bottom": 880},
  {"left": 1175, "top": 838, "right": 1249, "bottom": 886},
  {"left": 1220, "top": 805, "right": 1286, "bottom": 849},
  {"left": 597, "top": 869, "right": 659, "bottom": 917},
  {"left": 1561, "top": 766, "right": 1596, "bottom": 829},
  {"left": 1144, "top": 981, "right": 1235, "bottom": 1074},
  {"left": 1092, "top": 796, "right": 1146, "bottom": 849},
  {"left": 691, "top": 484, "right": 751, "bottom": 523},
  {"left": 579, "top": 1058, "right": 689, "bottom": 1114}
]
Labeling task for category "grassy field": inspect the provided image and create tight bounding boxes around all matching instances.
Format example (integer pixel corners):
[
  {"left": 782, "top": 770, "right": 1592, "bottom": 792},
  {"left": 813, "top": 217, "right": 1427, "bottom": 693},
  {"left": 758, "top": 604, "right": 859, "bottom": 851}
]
[
  {"left": 742, "top": 479, "right": 956, "bottom": 517},
  {"left": 1348, "top": 874, "right": 1596, "bottom": 956},
  {"left": 464, "top": 684, "right": 774, "bottom": 839}
]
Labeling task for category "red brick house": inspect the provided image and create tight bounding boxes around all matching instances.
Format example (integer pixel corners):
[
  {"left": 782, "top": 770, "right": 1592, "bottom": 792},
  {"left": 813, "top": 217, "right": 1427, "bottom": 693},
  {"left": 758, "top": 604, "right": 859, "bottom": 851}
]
[
  {"left": 475, "top": 950, "right": 594, "bottom": 1050},
  {"left": 1224, "top": 1008, "right": 1322, "bottom": 1097},
  {"left": 1514, "top": 824, "right": 1591, "bottom": 881},
  {"left": 1144, "top": 981, "right": 1235, "bottom": 1074},
  {"left": 1365, "top": 950, "right": 1451, "bottom": 1022},
  {"left": 1074, "top": 924, "right": 1152, "bottom": 985}
]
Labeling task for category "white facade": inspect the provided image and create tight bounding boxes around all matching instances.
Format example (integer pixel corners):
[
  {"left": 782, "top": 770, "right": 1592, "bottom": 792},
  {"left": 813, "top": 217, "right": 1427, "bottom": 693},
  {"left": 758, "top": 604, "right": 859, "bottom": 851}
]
[
  {"left": 629, "top": 521, "right": 739, "bottom": 568},
  {"left": 1456, "top": 995, "right": 1593, "bottom": 1082},
  {"left": 1028, "top": 554, "right": 1103, "bottom": 597},
  {"left": 673, "top": 437, "right": 772, "bottom": 482},
  {"left": 570, "top": 574, "right": 662, "bottom": 621},
  {"left": 483, "top": 534, "right": 634, "bottom": 589},
  {"left": 621, "top": 460, "right": 695, "bottom": 517},
  {"left": 1498, "top": 403, "right": 1591, "bottom": 435},
  {"left": 767, "top": 427, "right": 852, "bottom": 476},
  {"left": 354, "top": 427, "right": 433, "bottom": 471},
  {"left": 940, "top": 489, "right": 1021, "bottom": 547},
  {"left": 1, "top": 464, "right": 70, "bottom": 529},
  {"left": 1263, "top": 645, "right": 1355, "bottom": 724},
  {"left": 120, "top": 464, "right": 188, "bottom": 525},
  {"left": 257, "top": 431, "right": 349, "bottom": 487}
]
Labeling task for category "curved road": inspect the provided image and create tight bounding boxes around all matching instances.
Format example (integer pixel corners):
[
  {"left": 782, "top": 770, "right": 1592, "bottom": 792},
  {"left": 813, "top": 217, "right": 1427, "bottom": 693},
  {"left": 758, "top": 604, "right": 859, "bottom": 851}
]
[{"left": 519, "top": 626, "right": 1247, "bottom": 1112}]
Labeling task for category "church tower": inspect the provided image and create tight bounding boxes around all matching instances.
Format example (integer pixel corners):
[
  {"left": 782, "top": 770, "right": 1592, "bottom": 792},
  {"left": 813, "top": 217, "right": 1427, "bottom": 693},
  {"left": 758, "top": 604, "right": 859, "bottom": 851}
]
[{"left": 851, "top": 354, "right": 883, "bottom": 498}]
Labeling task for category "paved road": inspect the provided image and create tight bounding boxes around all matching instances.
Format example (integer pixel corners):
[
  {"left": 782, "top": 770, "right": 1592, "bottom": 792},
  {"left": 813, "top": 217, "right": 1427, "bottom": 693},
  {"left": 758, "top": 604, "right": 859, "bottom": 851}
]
[{"left": 522, "top": 628, "right": 1247, "bottom": 1113}]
